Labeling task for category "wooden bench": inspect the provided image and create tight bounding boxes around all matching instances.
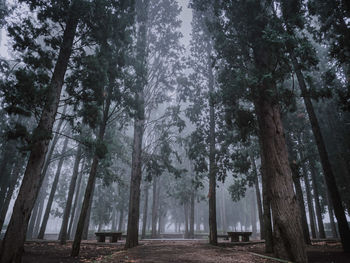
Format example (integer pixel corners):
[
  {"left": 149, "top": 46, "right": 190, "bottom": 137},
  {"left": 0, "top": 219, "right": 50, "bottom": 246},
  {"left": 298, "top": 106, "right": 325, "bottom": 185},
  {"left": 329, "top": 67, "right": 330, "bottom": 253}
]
[
  {"left": 227, "top": 232, "right": 252, "bottom": 242},
  {"left": 95, "top": 232, "right": 122, "bottom": 243}
]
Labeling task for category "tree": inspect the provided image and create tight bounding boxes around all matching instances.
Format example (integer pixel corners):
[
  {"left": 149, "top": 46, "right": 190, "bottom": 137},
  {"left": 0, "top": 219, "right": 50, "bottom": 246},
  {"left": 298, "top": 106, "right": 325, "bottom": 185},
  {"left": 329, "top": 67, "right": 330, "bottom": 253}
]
[
  {"left": 192, "top": 0, "right": 308, "bottom": 261},
  {"left": 70, "top": 0, "right": 134, "bottom": 255},
  {"left": 0, "top": 1, "right": 82, "bottom": 261}
]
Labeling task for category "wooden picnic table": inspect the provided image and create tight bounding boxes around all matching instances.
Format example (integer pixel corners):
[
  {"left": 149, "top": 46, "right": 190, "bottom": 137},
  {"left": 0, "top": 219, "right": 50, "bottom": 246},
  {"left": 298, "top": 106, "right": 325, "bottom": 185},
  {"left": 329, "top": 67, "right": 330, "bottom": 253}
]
[
  {"left": 227, "top": 232, "right": 252, "bottom": 242},
  {"left": 95, "top": 232, "right": 122, "bottom": 243}
]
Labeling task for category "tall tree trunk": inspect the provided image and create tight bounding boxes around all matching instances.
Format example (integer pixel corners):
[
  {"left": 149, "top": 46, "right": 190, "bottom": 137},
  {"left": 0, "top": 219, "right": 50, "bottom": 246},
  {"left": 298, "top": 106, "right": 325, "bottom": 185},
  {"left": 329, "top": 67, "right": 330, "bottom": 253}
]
[
  {"left": 0, "top": 142, "right": 17, "bottom": 213},
  {"left": 38, "top": 136, "right": 69, "bottom": 239},
  {"left": 250, "top": 188, "right": 257, "bottom": 236},
  {"left": 190, "top": 192, "right": 195, "bottom": 238},
  {"left": 184, "top": 202, "right": 189, "bottom": 238},
  {"left": 0, "top": 154, "right": 25, "bottom": 231},
  {"left": 250, "top": 153, "right": 264, "bottom": 239},
  {"left": 309, "top": 160, "right": 326, "bottom": 239},
  {"left": 326, "top": 188, "right": 339, "bottom": 238},
  {"left": 290, "top": 53, "right": 350, "bottom": 251},
  {"left": 71, "top": 98, "right": 110, "bottom": 256},
  {"left": 301, "top": 161, "right": 317, "bottom": 239},
  {"left": 255, "top": 98, "right": 307, "bottom": 262},
  {"left": 59, "top": 144, "right": 82, "bottom": 244},
  {"left": 207, "top": 40, "right": 217, "bottom": 246},
  {"left": 141, "top": 184, "right": 149, "bottom": 239},
  {"left": 259, "top": 144, "right": 274, "bottom": 252},
  {"left": 151, "top": 176, "right": 158, "bottom": 238},
  {"left": 29, "top": 107, "right": 68, "bottom": 239},
  {"left": 0, "top": 8, "right": 78, "bottom": 261},
  {"left": 125, "top": 0, "right": 149, "bottom": 249},
  {"left": 68, "top": 159, "right": 85, "bottom": 239}
]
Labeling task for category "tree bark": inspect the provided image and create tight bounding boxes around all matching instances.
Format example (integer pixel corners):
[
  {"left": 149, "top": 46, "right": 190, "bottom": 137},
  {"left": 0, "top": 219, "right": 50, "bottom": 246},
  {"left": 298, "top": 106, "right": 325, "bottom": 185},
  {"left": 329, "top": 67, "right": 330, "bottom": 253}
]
[
  {"left": 59, "top": 143, "right": 82, "bottom": 244},
  {"left": 292, "top": 169, "right": 311, "bottom": 245},
  {"left": 184, "top": 202, "right": 189, "bottom": 238},
  {"left": 38, "top": 136, "right": 69, "bottom": 239},
  {"left": 250, "top": 153, "right": 264, "bottom": 239},
  {"left": 151, "top": 176, "right": 158, "bottom": 238},
  {"left": 68, "top": 158, "right": 85, "bottom": 239},
  {"left": 309, "top": 160, "right": 326, "bottom": 239},
  {"left": 0, "top": 5, "right": 79, "bottom": 261},
  {"left": 190, "top": 192, "right": 195, "bottom": 238},
  {"left": 141, "top": 184, "right": 149, "bottom": 239},
  {"left": 125, "top": 0, "right": 149, "bottom": 249},
  {"left": 71, "top": 98, "right": 110, "bottom": 255},
  {"left": 207, "top": 39, "right": 217, "bottom": 246},
  {"left": 255, "top": 98, "right": 307, "bottom": 262},
  {"left": 0, "top": 154, "right": 25, "bottom": 231},
  {"left": 301, "top": 161, "right": 317, "bottom": 239},
  {"left": 260, "top": 145, "right": 274, "bottom": 253},
  {"left": 290, "top": 53, "right": 350, "bottom": 251}
]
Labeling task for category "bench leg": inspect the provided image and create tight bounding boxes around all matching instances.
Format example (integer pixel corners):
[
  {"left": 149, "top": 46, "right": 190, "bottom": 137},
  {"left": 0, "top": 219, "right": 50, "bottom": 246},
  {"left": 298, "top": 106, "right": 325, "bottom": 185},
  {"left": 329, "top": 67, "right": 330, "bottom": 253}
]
[
  {"left": 231, "top": 236, "right": 239, "bottom": 242},
  {"left": 98, "top": 236, "right": 106, "bottom": 242},
  {"left": 111, "top": 236, "right": 118, "bottom": 243}
]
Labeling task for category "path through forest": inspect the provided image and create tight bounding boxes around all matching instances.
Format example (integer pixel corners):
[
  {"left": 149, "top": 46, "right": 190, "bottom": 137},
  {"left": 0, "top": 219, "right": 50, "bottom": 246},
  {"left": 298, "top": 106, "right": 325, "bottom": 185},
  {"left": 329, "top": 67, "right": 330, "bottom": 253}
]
[{"left": 98, "top": 240, "right": 272, "bottom": 263}]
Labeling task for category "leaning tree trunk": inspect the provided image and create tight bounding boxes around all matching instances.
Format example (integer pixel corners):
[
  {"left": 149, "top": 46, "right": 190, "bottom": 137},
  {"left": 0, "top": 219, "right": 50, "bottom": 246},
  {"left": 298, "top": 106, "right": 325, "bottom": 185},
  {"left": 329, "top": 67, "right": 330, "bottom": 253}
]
[
  {"left": 0, "top": 7, "right": 79, "bottom": 262},
  {"left": 309, "top": 159, "right": 326, "bottom": 239},
  {"left": 286, "top": 133, "right": 311, "bottom": 245},
  {"left": 68, "top": 159, "right": 85, "bottom": 239},
  {"left": 59, "top": 144, "right": 82, "bottom": 244},
  {"left": 0, "top": 153, "right": 25, "bottom": 231},
  {"left": 290, "top": 53, "right": 350, "bottom": 252},
  {"left": 29, "top": 107, "right": 68, "bottom": 239},
  {"left": 301, "top": 161, "right": 318, "bottom": 239},
  {"left": 141, "top": 184, "right": 149, "bottom": 239},
  {"left": 255, "top": 97, "right": 308, "bottom": 262},
  {"left": 292, "top": 169, "right": 311, "bottom": 245},
  {"left": 71, "top": 97, "right": 110, "bottom": 256},
  {"left": 259, "top": 143, "right": 274, "bottom": 253},
  {"left": 125, "top": 0, "right": 149, "bottom": 249},
  {"left": 38, "top": 136, "right": 69, "bottom": 239}
]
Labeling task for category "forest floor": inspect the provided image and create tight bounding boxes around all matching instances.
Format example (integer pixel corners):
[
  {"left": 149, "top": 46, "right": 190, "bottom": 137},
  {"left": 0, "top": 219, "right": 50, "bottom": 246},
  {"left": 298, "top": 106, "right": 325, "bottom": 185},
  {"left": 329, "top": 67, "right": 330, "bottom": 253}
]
[{"left": 19, "top": 239, "right": 350, "bottom": 263}]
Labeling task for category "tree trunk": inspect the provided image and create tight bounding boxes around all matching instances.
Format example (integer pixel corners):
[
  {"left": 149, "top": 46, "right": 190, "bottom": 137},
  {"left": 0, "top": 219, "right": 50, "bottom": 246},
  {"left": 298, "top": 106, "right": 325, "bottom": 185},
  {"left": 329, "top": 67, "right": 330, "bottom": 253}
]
[
  {"left": 68, "top": 158, "right": 85, "bottom": 239},
  {"left": 291, "top": 53, "right": 350, "bottom": 252},
  {"left": 190, "top": 192, "right": 195, "bottom": 238},
  {"left": 125, "top": 0, "right": 149, "bottom": 248},
  {"left": 301, "top": 161, "right": 317, "bottom": 239},
  {"left": 59, "top": 144, "right": 82, "bottom": 244},
  {"left": 309, "top": 160, "right": 326, "bottom": 239},
  {"left": 292, "top": 170, "right": 311, "bottom": 245},
  {"left": 184, "top": 202, "right": 189, "bottom": 238},
  {"left": 0, "top": 7, "right": 78, "bottom": 261},
  {"left": 0, "top": 154, "right": 25, "bottom": 231},
  {"left": 207, "top": 40, "right": 217, "bottom": 246},
  {"left": 255, "top": 98, "right": 307, "bottom": 262},
  {"left": 71, "top": 104, "right": 110, "bottom": 256},
  {"left": 326, "top": 188, "right": 339, "bottom": 238},
  {"left": 29, "top": 107, "right": 68, "bottom": 239},
  {"left": 260, "top": 145, "right": 274, "bottom": 252},
  {"left": 38, "top": 136, "right": 69, "bottom": 239},
  {"left": 141, "top": 184, "right": 149, "bottom": 239},
  {"left": 250, "top": 153, "right": 264, "bottom": 239},
  {"left": 151, "top": 176, "right": 158, "bottom": 238}
]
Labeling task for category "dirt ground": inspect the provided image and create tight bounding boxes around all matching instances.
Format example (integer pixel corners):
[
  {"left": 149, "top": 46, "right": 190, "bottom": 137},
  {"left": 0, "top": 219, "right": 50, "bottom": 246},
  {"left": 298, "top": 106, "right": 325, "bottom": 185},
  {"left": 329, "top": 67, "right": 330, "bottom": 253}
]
[{"left": 18, "top": 239, "right": 350, "bottom": 263}]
